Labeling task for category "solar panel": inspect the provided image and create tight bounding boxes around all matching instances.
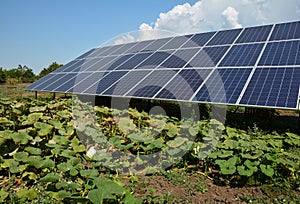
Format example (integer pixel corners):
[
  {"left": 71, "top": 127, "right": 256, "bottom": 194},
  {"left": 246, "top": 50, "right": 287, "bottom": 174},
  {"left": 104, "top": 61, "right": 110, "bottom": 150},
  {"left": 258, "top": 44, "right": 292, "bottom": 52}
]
[
  {"left": 181, "top": 31, "right": 216, "bottom": 48},
  {"left": 219, "top": 43, "right": 264, "bottom": 66},
  {"left": 236, "top": 25, "right": 273, "bottom": 43},
  {"left": 258, "top": 40, "right": 300, "bottom": 66},
  {"left": 155, "top": 69, "right": 212, "bottom": 100},
  {"left": 186, "top": 46, "right": 229, "bottom": 67},
  {"left": 27, "top": 20, "right": 300, "bottom": 110},
  {"left": 270, "top": 21, "right": 300, "bottom": 41},
  {"left": 240, "top": 67, "right": 300, "bottom": 108},
  {"left": 207, "top": 28, "right": 242, "bottom": 45},
  {"left": 193, "top": 68, "right": 252, "bottom": 104},
  {"left": 126, "top": 70, "right": 179, "bottom": 98}
]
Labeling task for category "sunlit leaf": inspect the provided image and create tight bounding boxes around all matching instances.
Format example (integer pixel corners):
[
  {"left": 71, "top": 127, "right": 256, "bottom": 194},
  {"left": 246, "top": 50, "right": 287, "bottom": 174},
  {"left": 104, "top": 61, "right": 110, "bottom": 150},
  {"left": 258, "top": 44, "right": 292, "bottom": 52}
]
[
  {"left": 40, "top": 173, "right": 60, "bottom": 182},
  {"left": 34, "top": 122, "right": 53, "bottom": 136},
  {"left": 260, "top": 164, "right": 274, "bottom": 177},
  {"left": 25, "top": 147, "right": 42, "bottom": 155}
]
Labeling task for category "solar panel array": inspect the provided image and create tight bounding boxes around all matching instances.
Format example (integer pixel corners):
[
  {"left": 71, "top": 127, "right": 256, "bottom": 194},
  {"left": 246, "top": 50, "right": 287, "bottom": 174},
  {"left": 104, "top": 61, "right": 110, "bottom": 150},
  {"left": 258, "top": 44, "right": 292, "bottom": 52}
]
[{"left": 27, "top": 21, "right": 300, "bottom": 110}]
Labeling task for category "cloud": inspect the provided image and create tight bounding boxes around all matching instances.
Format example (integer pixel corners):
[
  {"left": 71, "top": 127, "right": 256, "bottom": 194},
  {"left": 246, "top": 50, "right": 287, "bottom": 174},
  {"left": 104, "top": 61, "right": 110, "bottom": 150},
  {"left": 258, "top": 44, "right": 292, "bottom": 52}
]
[
  {"left": 222, "top": 6, "right": 242, "bottom": 28},
  {"left": 114, "top": 33, "right": 135, "bottom": 45},
  {"left": 139, "top": 0, "right": 300, "bottom": 37}
]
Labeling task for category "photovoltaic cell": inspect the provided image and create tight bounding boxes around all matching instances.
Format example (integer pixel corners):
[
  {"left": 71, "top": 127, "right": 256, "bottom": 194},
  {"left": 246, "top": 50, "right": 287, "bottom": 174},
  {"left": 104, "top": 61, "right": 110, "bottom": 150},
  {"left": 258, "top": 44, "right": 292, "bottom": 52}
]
[
  {"left": 186, "top": 46, "right": 229, "bottom": 67},
  {"left": 115, "top": 53, "right": 153, "bottom": 70},
  {"left": 103, "top": 70, "right": 151, "bottom": 96},
  {"left": 155, "top": 69, "right": 212, "bottom": 100},
  {"left": 110, "top": 42, "right": 139, "bottom": 55},
  {"left": 270, "top": 21, "right": 300, "bottom": 41},
  {"left": 159, "top": 35, "right": 192, "bottom": 50},
  {"left": 76, "top": 48, "right": 97, "bottom": 59},
  {"left": 125, "top": 40, "right": 155, "bottom": 53},
  {"left": 83, "top": 71, "right": 128, "bottom": 95},
  {"left": 26, "top": 73, "right": 57, "bottom": 90},
  {"left": 160, "top": 48, "right": 200, "bottom": 68},
  {"left": 105, "top": 54, "right": 135, "bottom": 70},
  {"left": 42, "top": 73, "right": 77, "bottom": 91},
  {"left": 33, "top": 74, "right": 64, "bottom": 90},
  {"left": 207, "top": 28, "right": 242, "bottom": 46},
  {"left": 140, "top": 37, "right": 172, "bottom": 52},
  {"left": 258, "top": 40, "right": 300, "bottom": 66},
  {"left": 127, "top": 70, "right": 179, "bottom": 98},
  {"left": 219, "top": 43, "right": 264, "bottom": 66},
  {"left": 135, "top": 51, "right": 173, "bottom": 69},
  {"left": 194, "top": 68, "right": 252, "bottom": 104},
  {"left": 240, "top": 67, "right": 300, "bottom": 108},
  {"left": 54, "top": 73, "right": 91, "bottom": 92},
  {"left": 71, "top": 72, "right": 108, "bottom": 93},
  {"left": 236, "top": 25, "right": 273, "bottom": 43},
  {"left": 85, "top": 56, "right": 121, "bottom": 71},
  {"left": 181, "top": 31, "right": 216, "bottom": 48}
]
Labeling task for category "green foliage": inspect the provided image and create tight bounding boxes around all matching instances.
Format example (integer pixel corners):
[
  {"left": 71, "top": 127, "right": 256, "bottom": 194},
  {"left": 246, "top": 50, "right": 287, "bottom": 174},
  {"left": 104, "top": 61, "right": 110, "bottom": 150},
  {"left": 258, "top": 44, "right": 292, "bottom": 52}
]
[
  {"left": 0, "top": 97, "right": 299, "bottom": 202},
  {"left": 38, "top": 62, "right": 63, "bottom": 79}
]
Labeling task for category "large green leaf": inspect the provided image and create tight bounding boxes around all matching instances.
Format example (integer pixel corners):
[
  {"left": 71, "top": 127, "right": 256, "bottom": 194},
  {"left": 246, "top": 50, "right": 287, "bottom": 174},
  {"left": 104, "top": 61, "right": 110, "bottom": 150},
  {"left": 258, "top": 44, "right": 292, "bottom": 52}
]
[
  {"left": 48, "top": 119, "right": 63, "bottom": 129},
  {"left": 0, "top": 117, "right": 14, "bottom": 126},
  {"left": 16, "top": 188, "right": 37, "bottom": 201},
  {"left": 26, "top": 113, "right": 43, "bottom": 124},
  {"left": 13, "top": 151, "right": 29, "bottom": 161},
  {"left": 166, "top": 137, "right": 188, "bottom": 148},
  {"left": 40, "top": 173, "right": 60, "bottom": 182},
  {"left": 0, "top": 190, "right": 9, "bottom": 202},
  {"left": 11, "top": 132, "right": 32, "bottom": 145},
  {"left": 237, "top": 160, "right": 259, "bottom": 177},
  {"left": 29, "top": 106, "right": 46, "bottom": 113},
  {"left": 25, "top": 147, "right": 42, "bottom": 155},
  {"left": 88, "top": 178, "right": 124, "bottom": 203},
  {"left": 118, "top": 117, "right": 136, "bottom": 133},
  {"left": 164, "top": 123, "right": 178, "bottom": 138},
  {"left": 260, "top": 164, "right": 274, "bottom": 177},
  {"left": 215, "top": 156, "right": 238, "bottom": 175},
  {"left": 34, "top": 122, "right": 53, "bottom": 136}
]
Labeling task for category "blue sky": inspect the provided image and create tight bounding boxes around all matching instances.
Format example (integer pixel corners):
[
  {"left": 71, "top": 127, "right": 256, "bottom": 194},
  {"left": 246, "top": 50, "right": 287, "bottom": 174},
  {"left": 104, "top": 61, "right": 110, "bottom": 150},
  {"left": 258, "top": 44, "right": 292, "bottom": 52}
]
[{"left": 0, "top": 0, "right": 299, "bottom": 74}]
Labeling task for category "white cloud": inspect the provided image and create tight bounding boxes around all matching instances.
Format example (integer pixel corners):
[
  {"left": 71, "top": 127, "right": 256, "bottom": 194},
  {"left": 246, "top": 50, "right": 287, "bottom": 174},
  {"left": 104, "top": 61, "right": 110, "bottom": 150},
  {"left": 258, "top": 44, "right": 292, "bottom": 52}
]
[
  {"left": 222, "top": 6, "right": 242, "bottom": 28},
  {"left": 139, "top": 0, "right": 300, "bottom": 37},
  {"left": 114, "top": 33, "right": 135, "bottom": 45}
]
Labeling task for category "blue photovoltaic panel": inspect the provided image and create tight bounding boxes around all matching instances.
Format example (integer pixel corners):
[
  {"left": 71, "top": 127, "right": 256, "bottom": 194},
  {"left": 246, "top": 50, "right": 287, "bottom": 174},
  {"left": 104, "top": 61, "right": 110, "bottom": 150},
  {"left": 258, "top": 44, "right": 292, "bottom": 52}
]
[
  {"left": 115, "top": 53, "right": 153, "bottom": 70},
  {"left": 71, "top": 72, "right": 108, "bottom": 93},
  {"left": 96, "top": 45, "right": 124, "bottom": 57},
  {"left": 270, "top": 21, "right": 300, "bottom": 41},
  {"left": 140, "top": 37, "right": 172, "bottom": 52},
  {"left": 85, "top": 56, "right": 121, "bottom": 71},
  {"left": 110, "top": 42, "right": 139, "bottom": 55},
  {"left": 220, "top": 43, "right": 264, "bottom": 66},
  {"left": 161, "top": 48, "right": 200, "bottom": 68},
  {"left": 42, "top": 73, "right": 77, "bottom": 91},
  {"left": 258, "top": 40, "right": 300, "bottom": 66},
  {"left": 26, "top": 73, "right": 57, "bottom": 90},
  {"left": 159, "top": 35, "right": 192, "bottom": 50},
  {"left": 127, "top": 70, "right": 179, "bottom": 98},
  {"left": 103, "top": 70, "right": 151, "bottom": 96},
  {"left": 186, "top": 46, "right": 229, "bottom": 67},
  {"left": 236, "top": 25, "right": 273, "bottom": 43},
  {"left": 135, "top": 51, "right": 172, "bottom": 69},
  {"left": 155, "top": 69, "right": 212, "bottom": 100},
  {"left": 54, "top": 73, "right": 91, "bottom": 92},
  {"left": 76, "top": 48, "right": 97, "bottom": 59},
  {"left": 105, "top": 54, "right": 135, "bottom": 70},
  {"left": 26, "top": 20, "right": 300, "bottom": 109},
  {"left": 207, "top": 28, "right": 242, "bottom": 46},
  {"left": 125, "top": 40, "right": 155, "bottom": 53},
  {"left": 194, "top": 68, "right": 252, "bottom": 104},
  {"left": 240, "top": 67, "right": 300, "bottom": 108},
  {"left": 181, "top": 31, "right": 216, "bottom": 48},
  {"left": 83, "top": 71, "right": 128, "bottom": 95}
]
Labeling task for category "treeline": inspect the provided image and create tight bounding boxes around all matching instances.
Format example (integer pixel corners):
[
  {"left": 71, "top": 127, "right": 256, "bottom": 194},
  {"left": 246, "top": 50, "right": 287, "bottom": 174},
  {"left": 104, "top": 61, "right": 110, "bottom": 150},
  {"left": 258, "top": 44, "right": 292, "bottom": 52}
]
[{"left": 0, "top": 62, "right": 63, "bottom": 85}]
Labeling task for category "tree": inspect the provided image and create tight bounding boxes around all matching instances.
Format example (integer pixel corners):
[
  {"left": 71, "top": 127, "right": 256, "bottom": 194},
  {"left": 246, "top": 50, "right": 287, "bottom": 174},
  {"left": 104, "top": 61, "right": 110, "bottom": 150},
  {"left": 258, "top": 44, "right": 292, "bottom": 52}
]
[
  {"left": 5, "top": 65, "right": 35, "bottom": 83},
  {"left": 38, "top": 62, "right": 63, "bottom": 79},
  {"left": 0, "top": 67, "right": 6, "bottom": 84}
]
